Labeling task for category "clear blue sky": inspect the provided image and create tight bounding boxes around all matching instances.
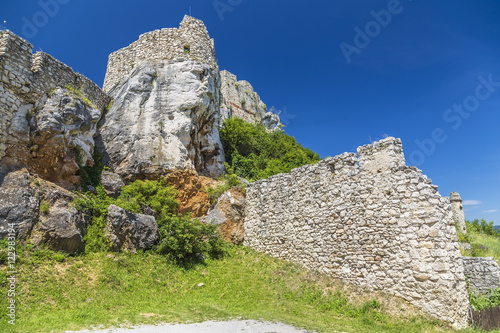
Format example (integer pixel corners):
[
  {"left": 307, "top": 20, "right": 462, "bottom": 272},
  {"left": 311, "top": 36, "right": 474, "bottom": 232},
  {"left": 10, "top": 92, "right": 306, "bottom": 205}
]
[{"left": 2, "top": 0, "right": 499, "bottom": 224}]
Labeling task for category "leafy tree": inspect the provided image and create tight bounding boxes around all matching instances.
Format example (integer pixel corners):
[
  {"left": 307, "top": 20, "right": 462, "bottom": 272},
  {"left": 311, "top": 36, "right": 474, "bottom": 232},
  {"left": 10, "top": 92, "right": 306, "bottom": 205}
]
[{"left": 466, "top": 219, "right": 500, "bottom": 238}]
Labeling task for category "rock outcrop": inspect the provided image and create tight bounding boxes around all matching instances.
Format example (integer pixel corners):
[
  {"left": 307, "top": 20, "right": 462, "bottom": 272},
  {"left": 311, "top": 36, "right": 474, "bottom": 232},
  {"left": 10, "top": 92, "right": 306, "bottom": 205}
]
[
  {"left": 201, "top": 187, "right": 246, "bottom": 244},
  {"left": 0, "top": 30, "right": 110, "bottom": 189},
  {"left": 100, "top": 171, "right": 125, "bottom": 198},
  {"left": 106, "top": 204, "right": 158, "bottom": 252},
  {"left": 0, "top": 169, "right": 87, "bottom": 253},
  {"left": 2, "top": 88, "right": 102, "bottom": 188},
  {"left": 220, "top": 70, "right": 281, "bottom": 130},
  {"left": 99, "top": 60, "right": 224, "bottom": 180},
  {"left": 163, "top": 170, "right": 217, "bottom": 218}
]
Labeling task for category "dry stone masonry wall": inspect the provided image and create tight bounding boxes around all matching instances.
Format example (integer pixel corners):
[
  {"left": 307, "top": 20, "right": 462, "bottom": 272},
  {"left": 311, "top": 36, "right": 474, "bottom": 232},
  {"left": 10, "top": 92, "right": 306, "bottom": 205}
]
[
  {"left": 463, "top": 257, "right": 500, "bottom": 295},
  {"left": 244, "top": 137, "right": 469, "bottom": 328},
  {"left": 103, "top": 16, "right": 217, "bottom": 93}
]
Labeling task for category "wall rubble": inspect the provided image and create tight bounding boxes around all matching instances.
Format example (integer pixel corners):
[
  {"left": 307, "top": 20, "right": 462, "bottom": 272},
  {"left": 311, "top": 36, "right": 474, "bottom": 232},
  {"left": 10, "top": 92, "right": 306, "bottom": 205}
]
[{"left": 244, "top": 137, "right": 469, "bottom": 328}]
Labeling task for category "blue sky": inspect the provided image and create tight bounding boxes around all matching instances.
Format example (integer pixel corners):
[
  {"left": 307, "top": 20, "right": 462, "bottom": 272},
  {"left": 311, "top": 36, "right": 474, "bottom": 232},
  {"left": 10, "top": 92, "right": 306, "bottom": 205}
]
[{"left": 1, "top": 0, "right": 499, "bottom": 223}]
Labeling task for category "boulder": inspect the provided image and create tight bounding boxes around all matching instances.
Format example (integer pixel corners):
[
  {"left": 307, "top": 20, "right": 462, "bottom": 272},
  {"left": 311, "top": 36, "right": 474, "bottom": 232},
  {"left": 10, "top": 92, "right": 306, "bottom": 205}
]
[
  {"left": 0, "top": 169, "right": 39, "bottom": 240},
  {"left": 99, "top": 60, "right": 225, "bottom": 181},
  {"left": 100, "top": 171, "right": 125, "bottom": 198},
  {"left": 106, "top": 204, "right": 158, "bottom": 252},
  {"left": 201, "top": 187, "right": 246, "bottom": 244},
  {"left": 29, "top": 201, "right": 87, "bottom": 254},
  {"left": 0, "top": 169, "right": 87, "bottom": 253}
]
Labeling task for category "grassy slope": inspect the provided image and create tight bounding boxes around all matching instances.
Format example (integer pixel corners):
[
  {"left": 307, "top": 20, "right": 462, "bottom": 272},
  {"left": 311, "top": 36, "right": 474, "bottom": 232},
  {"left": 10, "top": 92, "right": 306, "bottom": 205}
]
[
  {"left": 464, "top": 232, "right": 500, "bottom": 262},
  {"left": 0, "top": 246, "right": 469, "bottom": 333}
]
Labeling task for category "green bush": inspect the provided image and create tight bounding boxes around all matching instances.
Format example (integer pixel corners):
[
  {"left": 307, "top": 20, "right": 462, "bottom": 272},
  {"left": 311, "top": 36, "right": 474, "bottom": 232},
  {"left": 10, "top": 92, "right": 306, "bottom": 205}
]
[
  {"left": 155, "top": 214, "right": 227, "bottom": 264},
  {"left": 220, "top": 117, "right": 320, "bottom": 181},
  {"left": 205, "top": 163, "right": 244, "bottom": 204},
  {"left": 74, "top": 186, "right": 115, "bottom": 253},
  {"left": 74, "top": 178, "right": 227, "bottom": 263},
  {"left": 469, "top": 287, "right": 500, "bottom": 311},
  {"left": 467, "top": 219, "right": 500, "bottom": 238},
  {"left": 79, "top": 151, "right": 105, "bottom": 189},
  {"left": 118, "top": 178, "right": 178, "bottom": 218}
]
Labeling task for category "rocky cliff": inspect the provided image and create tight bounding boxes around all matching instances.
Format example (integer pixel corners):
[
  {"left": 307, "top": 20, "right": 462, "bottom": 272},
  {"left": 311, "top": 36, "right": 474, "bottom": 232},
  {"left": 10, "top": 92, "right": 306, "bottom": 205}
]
[
  {"left": 0, "top": 30, "right": 110, "bottom": 188},
  {"left": 220, "top": 70, "right": 281, "bottom": 130},
  {"left": 99, "top": 60, "right": 224, "bottom": 180},
  {"left": 100, "top": 16, "right": 225, "bottom": 180}
]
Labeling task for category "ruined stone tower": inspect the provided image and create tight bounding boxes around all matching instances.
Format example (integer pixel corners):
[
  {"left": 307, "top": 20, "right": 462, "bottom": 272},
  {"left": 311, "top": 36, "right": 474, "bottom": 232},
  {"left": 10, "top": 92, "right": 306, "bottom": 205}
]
[
  {"left": 450, "top": 192, "right": 466, "bottom": 234},
  {"left": 100, "top": 16, "right": 225, "bottom": 180}
]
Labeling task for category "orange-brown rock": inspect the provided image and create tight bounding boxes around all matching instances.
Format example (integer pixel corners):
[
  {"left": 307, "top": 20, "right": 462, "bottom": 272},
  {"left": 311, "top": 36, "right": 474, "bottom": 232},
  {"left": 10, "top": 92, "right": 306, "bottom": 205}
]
[{"left": 163, "top": 170, "right": 218, "bottom": 217}]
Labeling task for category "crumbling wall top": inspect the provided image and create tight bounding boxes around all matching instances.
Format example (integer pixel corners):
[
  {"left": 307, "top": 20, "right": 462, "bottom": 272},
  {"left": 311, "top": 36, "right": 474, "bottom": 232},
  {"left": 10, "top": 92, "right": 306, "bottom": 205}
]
[{"left": 103, "top": 16, "right": 217, "bottom": 93}]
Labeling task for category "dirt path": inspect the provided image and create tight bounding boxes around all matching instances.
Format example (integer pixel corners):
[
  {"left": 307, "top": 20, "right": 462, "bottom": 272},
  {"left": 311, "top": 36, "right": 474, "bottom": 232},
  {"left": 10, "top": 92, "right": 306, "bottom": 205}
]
[{"left": 68, "top": 319, "right": 318, "bottom": 333}]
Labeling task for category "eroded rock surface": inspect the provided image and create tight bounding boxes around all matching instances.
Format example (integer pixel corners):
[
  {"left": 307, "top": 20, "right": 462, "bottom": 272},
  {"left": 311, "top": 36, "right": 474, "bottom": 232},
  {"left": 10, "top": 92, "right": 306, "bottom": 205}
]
[
  {"left": 202, "top": 187, "right": 246, "bottom": 244},
  {"left": 163, "top": 169, "right": 217, "bottom": 217},
  {"left": 220, "top": 70, "right": 281, "bottom": 130},
  {"left": 0, "top": 169, "right": 87, "bottom": 253},
  {"left": 100, "top": 61, "right": 224, "bottom": 181},
  {"left": 106, "top": 204, "right": 158, "bottom": 252},
  {"left": 2, "top": 88, "right": 102, "bottom": 188}
]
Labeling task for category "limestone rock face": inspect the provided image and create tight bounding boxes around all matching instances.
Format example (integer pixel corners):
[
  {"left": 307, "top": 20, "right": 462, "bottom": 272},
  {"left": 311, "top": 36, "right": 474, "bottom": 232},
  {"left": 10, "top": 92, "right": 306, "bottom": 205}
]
[
  {"left": 2, "top": 88, "right": 101, "bottom": 188},
  {"left": 106, "top": 204, "right": 159, "bottom": 252},
  {"left": 0, "top": 169, "right": 87, "bottom": 253},
  {"left": 201, "top": 187, "right": 246, "bottom": 244},
  {"left": 220, "top": 70, "right": 281, "bottom": 130},
  {"left": 100, "top": 171, "right": 125, "bottom": 198},
  {"left": 100, "top": 61, "right": 225, "bottom": 181},
  {"left": 261, "top": 112, "right": 282, "bottom": 131}
]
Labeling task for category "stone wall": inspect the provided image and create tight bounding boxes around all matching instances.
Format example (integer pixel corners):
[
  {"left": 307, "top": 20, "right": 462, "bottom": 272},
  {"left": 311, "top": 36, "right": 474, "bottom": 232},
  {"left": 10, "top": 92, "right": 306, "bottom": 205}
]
[
  {"left": 103, "top": 16, "right": 217, "bottom": 93},
  {"left": 244, "top": 137, "right": 469, "bottom": 328},
  {"left": 463, "top": 257, "right": 500, "bottom": 294},
  {"left": 0, "top": 30, "right": 110, "bottom": 160}
]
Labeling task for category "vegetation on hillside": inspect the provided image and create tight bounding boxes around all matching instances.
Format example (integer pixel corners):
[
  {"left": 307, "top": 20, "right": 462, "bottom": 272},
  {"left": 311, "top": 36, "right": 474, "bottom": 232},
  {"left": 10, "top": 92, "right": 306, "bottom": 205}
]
[
  {"left": 457, "top": 219, "right": 500, "bottom": 312},
  {"left": 458, "top": 219, "right": 500, "bottom": 261},
  {"left": 74, "top": 179, "right": 227, "bottom": 264},
  {"left": 220, "top": 118, "right": 321, "bottom": 181},
  {"left": 0, "top": 242, "right": 464, "bottom": 333}
]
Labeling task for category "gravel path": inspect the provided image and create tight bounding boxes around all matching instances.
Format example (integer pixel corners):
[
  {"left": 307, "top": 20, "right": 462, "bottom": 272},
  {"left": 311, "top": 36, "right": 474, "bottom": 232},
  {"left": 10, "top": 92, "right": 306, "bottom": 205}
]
[{"left": 68, "top": 319, "right": 318, "bottom": 333}]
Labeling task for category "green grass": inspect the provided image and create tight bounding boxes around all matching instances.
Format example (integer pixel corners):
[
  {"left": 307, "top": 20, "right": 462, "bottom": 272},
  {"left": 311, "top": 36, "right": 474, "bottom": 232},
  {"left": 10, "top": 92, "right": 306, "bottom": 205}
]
[
  {"left": 465, "top": 232, "right": 500, "bottom": 262},
  {"left": 459, "top": 220, "right": 500, "bottom": 262},
  {"left": 0, "top": 245, "right": 469, "bottom": 333}
]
